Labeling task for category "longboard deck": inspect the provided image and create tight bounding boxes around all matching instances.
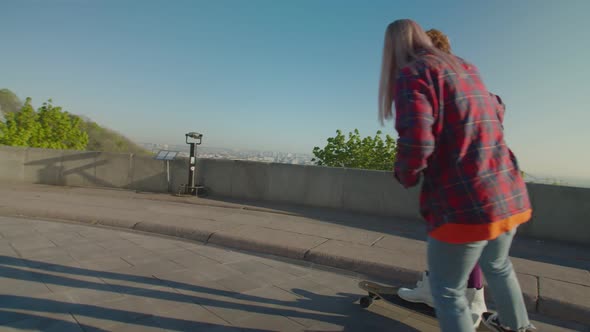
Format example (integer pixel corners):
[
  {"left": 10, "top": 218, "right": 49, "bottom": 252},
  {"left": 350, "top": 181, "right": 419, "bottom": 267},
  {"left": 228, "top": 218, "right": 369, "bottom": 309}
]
[{"left": 358, "top": 280, "right": 436, "bottom": 318}]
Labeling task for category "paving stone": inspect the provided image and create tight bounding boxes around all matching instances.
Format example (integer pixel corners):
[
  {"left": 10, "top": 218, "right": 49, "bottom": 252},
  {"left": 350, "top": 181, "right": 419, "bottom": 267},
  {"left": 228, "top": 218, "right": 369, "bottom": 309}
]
[
  {"left": 96, "top": 238, "right": 142, "bottom": 251},
  {"left": 528, "top": 312, "right": 590, "bottom": 332},
  {"left": 78, "top": 228, "right": 124, "bottom": 241},
  {"left": 187, "top": 244, "right": 252, "bottom": 264},
  {"left": 209, "top": 225, "right": 326, "bottom": 260},
  {"left": 100, "top": 265, "right": 172, "bottom": 295},
  {"left": 43, "top": 232, "right": 91, "bottom": 248},
  {"left": 127, "top": 236, "right": 183, "bottom": 251},
  {"left": 36, "top": 269, "right": 111, "bottom": 294},
  {"left": 172, "top": 277, "right": 238, "bottom": 301},
  {"left": 70, "top": 296, "right": 152, "bottom": 331},
  {"left": 148, "top": 300, "right": 232, "bottom": 331},
  {"left": 116, "top": 250, "right": 164, "bottom": 267},
  {"left": 0, "top": 228, "right": 41, "bottom": 240},
  {"left": 33, "top": 222, "right": 78, "bottom": 232},
  {"left": 0, "top": 240, "right": 17, "bottom": 256},
  {"left": 233, "top": 312, "right": 306, "bottom": 332},
  {"left": 199, "top": 302, "right": 258, "bottom": 326},
  {"left": 306, "top": 239, "right": 422, "bottom": 283},
  {"left": 189, "top": 282, "right": 276, "bottom": 326},
  {"left": 240, "top": 285, "right": 302, "bottom": 305},
  {"left": 65, "top": 243, "right": 113, "bottom": 261},
  {"left": 275, "top": 277, "right": 335, "bottom": 297},
  {"left": 513, "top": 257, "right": 590, "bottom": 286},
  {"left": 303, "top": 269, "right": 364, "bottom": 296},
  {"left": 0, "top": 217, "right": 29, "bottom": 226},
  {"left": 55, "top": 283, "right": 125, "bottom": 305},
  {"left": 225, "top": 258, "right": 274, "bottom": 274},
  {"left": 176, "top": 241, "right": 207, "bottom": 251},
  {"left": 163, "top": 249, "right": 221, "bottom": 269},
  {"left": 256, "top": 257, "right": 312, "bottom": 278},
  {"left": 9, "top": 236, "right": 56, "bottom": 252},
  {"left": 117, "top": 232, "right": 154, "bottom": 242},
  {"left": 189, "top": 261, "right": 244, "bottom": 281},
  {"left": 236, "top": 285, "right": 339, "bottom": 329},
  {"left": 539, "top": 277, "right": 590, "bottom": 326},
  {"left": 517, "top": 272, "right": 539, "bottom": 312},
  {"left": 153, "top": 268, "right": 208, "bottom": 288},
  {"left": 106, "top": 317, "right": 165, "bottom": 332},
  {"left": 199, "top": 325, "right": 243, "bottom": 332},
  {"left": 16, "top": 246, "right": 73, "bottom": 263},
  {"left": 0, "top": 276, "right": 53, "bottom": 298},
  {"left": 0, "top": 292, "right": 73, "bottom": 325},
  {"left": 402, "top": 315, "right": 440, "bottom": 332},
  {"left": 0, "top": 313, "right": 85, "bottom": 332},
  {"left": 214, "top": 273, "right": 268, "bottom": 293},
  {"left": 262, "top": 215, "right": 384, "bottom": 246},
  {"left": 126, "top": 259, "right": 187, "bottom": 275},
  {"left": 76, "top": 256, "right": 134, "bottom": 271},
  {"left": 153, "top": 245, "right": 195, "bottom": 257},
  {"left": 27, "top": 256, "right": 84, "bottom": 273},
  {"left": 244, "top": 266, "right": 300, "bottom": 285}
]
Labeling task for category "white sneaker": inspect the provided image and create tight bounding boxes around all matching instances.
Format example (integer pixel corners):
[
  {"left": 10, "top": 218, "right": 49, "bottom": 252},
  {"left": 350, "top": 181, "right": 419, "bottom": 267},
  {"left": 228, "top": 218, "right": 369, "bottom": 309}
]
[
  {"left": 481, "top": 312, "right": 537, "bottom": 332},
  {"left": 466, "top": 287, "right": 487, "bottom": 328},
  {"left": 397, "top": 271, "right": 434, "bottom": 307}
]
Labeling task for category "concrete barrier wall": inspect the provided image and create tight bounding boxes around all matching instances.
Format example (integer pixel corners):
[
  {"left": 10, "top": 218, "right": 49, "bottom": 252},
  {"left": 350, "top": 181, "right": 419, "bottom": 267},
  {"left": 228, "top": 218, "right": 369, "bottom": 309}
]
[
  {"left": 0, "top": 146, "right": 25, "bottom": 183},
  {"left": 198, "top": 158, "right": 590, "bottom": 246},
  {"left": 0, "top": 145, "right": 180, "bottom": 193},
  {"left": 1, "top": 145, "right": 588, "bottom": 245},
  {"left": 197, "top": 159, "right": 423, "bottom": 220},
  {"left": 519, "top": 183, "right": 590, "bottom": 245}
]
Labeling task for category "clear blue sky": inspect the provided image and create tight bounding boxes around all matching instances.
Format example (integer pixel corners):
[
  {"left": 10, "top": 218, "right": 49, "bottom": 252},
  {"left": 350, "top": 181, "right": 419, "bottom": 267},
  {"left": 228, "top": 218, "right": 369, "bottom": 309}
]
[{"left": 1, "top": 0, "right": 589, "bottom": 183}]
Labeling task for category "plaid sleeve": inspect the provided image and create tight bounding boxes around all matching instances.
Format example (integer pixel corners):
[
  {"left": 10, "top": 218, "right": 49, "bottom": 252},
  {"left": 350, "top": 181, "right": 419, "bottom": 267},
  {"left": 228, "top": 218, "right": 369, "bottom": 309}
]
[{"left": 393, "top": 70, "right": 437, "bottom": 188}]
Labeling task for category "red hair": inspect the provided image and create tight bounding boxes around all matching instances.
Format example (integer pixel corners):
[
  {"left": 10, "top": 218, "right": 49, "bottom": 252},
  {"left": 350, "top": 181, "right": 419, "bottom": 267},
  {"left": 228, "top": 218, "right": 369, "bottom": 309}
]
[{"left": 426, "top": 29, "right": 451, "bottom": 54}]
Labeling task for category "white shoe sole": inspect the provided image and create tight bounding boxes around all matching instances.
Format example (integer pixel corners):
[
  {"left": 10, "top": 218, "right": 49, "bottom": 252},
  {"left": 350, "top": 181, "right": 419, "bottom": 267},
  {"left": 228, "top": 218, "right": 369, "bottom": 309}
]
[{"left": 397, "top": 294, "right": 434, "bottom": 308}]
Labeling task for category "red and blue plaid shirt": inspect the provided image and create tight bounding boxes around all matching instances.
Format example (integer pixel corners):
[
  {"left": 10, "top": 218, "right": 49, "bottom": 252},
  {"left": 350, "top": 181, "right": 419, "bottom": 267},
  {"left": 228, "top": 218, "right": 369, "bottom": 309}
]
[{"left": 393, "top": 50, "right": 531, "bottom": 239}]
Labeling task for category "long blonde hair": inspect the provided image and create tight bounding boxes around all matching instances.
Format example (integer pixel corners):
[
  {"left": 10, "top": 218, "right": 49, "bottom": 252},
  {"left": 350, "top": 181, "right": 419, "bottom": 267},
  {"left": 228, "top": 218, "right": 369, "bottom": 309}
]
[{"left": 378, "top": 19, "right": 463, "bottom": 125}]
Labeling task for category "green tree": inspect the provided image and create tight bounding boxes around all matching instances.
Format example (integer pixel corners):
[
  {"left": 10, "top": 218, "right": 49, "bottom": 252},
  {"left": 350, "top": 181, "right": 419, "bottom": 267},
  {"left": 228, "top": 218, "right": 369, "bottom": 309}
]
[
  {"left": 0, "top": 98, "right": 88, "bottom": 150},
  {"left": 312, "top": 129, "right": 397, "bottom": 170},
  {"left": 0, "top": 98, "right": 40, "bottom": 146}
]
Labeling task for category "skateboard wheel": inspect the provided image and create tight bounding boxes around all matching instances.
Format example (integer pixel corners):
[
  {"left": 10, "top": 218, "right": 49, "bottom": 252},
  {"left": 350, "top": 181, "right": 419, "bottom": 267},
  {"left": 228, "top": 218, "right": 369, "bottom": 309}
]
[{"left": 359, "top": 296, "right": 373, "bottom": 308}]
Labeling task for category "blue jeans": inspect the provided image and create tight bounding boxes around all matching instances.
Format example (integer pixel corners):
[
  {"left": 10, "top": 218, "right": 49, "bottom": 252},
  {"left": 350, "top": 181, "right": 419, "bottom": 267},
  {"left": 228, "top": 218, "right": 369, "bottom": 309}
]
[{"left": 427, "top": 228, "right": 531, "bottom": 332}]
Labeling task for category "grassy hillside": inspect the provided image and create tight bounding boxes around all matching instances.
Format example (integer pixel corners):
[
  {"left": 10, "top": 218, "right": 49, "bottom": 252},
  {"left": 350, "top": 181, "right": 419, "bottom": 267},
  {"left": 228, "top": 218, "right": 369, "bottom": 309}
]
[
  {"left": 80, "top": 121, "right": 150, "bottom": 155},
  {"left": 0, "top": 89, "right": 149, "bottom": 155},
  {"left": 0, "top": 89, "right": 23, "bottom": 115}
]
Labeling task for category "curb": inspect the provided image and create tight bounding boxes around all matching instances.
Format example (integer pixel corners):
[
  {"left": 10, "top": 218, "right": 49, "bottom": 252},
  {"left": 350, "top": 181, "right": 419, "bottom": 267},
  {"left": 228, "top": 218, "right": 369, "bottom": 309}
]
[{"left": 0, "top": 208, "right": 588, "bottom": 326}]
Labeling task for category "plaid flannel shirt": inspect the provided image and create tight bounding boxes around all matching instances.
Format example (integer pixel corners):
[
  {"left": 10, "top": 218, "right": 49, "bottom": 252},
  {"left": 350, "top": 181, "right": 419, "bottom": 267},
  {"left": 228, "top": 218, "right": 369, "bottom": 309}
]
[{"left": 393, "top": 50, "right": 531, "bottom": 240}]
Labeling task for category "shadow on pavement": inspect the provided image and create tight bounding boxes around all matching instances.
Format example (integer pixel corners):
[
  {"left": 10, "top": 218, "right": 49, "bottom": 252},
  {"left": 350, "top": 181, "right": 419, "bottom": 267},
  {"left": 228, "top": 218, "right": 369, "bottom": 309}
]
[
  {"left": 0, "top": 310, "right": 108, "bottom": 332},
  {"left": 0, "top": 255, "right": 422, "bottom": 331}
]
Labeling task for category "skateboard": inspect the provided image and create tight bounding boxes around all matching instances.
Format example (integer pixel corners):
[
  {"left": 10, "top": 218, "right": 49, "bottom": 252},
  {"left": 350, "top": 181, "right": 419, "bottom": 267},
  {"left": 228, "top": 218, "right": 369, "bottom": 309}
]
[{"left": 358, "top": 281, "right": 436, "bottom": 318}]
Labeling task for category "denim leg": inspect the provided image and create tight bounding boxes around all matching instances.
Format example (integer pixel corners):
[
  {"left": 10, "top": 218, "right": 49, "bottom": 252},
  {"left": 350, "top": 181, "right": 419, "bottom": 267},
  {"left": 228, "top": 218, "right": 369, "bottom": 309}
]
[
  {"left": 427, "top": 236, "right": 485, "bottom": 332},
  {"left": 479, "top": 228, "right": 531, "bottom": 330}
]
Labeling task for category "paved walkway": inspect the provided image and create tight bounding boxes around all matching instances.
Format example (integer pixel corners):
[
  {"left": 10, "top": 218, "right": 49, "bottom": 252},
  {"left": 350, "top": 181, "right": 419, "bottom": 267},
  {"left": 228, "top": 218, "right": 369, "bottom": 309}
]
[
  {"left": 0, "top": 184, "right": 588, "bottom": 328},
  {"left": 0, "top": 217, "right": 584, "bottom": 331}
]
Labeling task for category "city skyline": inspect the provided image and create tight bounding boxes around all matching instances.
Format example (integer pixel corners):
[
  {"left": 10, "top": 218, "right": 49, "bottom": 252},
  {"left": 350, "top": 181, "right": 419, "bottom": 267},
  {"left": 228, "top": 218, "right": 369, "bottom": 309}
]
[{"left": 138, "top": 141, "right": 589, "bottom": 188}]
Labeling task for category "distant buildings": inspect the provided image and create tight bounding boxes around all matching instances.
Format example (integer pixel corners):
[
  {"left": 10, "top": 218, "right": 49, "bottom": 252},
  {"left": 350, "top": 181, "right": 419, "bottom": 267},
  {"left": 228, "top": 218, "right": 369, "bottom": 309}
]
[{"left": 138, "top": 142, "right": 315, "bottom": 166}]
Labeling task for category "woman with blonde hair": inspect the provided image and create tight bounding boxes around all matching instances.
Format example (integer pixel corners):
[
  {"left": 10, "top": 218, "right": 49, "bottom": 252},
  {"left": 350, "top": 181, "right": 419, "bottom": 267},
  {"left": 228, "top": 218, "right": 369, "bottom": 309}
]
[
  {"left": 396, "top": 28, "right": 491, "bottom": 329},
  {"left": 379, "top": 19, "right": 534, "bottom": 332}
]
